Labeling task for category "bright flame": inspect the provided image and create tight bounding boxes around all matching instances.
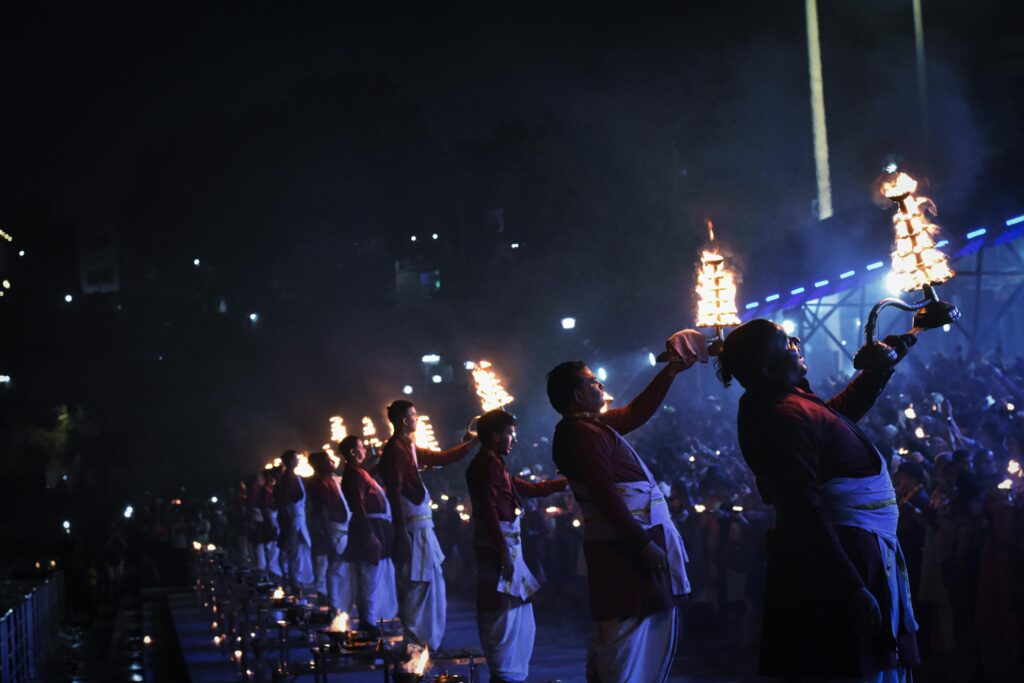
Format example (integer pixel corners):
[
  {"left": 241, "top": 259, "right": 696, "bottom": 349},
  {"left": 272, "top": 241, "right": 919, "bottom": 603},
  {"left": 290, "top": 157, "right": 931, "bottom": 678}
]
[
  {"left": 459, "top": 513, "right": 471, "bottom": 522},
  {"left": 882, "top": 172, "right": 955, "bottom": 291},
  {"left": 328, "top": 611, "right": 349, "bottom": 632},
  {"left": 694, "top": 504, "right": 707, "bottom": 513},
  {"left": 272, "top": 587, "right": 285, "bottom": 600},
  {"left": 571, "top": 519, "right": 582, "bottom": 528},
  {"left": 294, "top": 453, "right": 315, "bottom": 477},
  {"left": 695, "top": 221, "right": 740, "bottom": 328},
  {"left": 1009, "top": 460, "right": 1021, "bottom": 476},
  {"left": 904, "top": 405, "right": 917, "bottom": 420},
  {"left": 404, "top": 645, "right": 430, "bottom": 675},
  {"left": 998, "top": 479, "right": 1013, "bottom": 490},
  {"left": 362, "top": 417, "right": 382, "bottom": 448},
  {"left": 471, "top": 361, "right": 515, "bottom": 412},
  {"left": 192, "top": 541, "right": 202, "bottom": 551},
  {"left": 322, "top": 443, "right": 340, "bottom": 468},
  {"left": 732, "top": 505, "right": 744, "bottom": 512},
  {"left": 330, "top": 416, "right": 347, "bottom": 443},
  {"left": 414, "top": 414, "right": 440, "bottom": 451},
  {"left": 545, "top": 506, "right": 560, "bottom": 514},
  {"left": 914, "top": 426, "right": 926, "bottom": 439},
  {"left": 206, "top": 543, "right": 217, "bottom": 552}
]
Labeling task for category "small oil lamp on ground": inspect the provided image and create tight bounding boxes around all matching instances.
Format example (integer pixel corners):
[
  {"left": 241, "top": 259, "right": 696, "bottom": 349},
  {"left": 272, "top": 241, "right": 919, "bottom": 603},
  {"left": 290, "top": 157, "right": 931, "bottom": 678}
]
[
  {"left": 854, "top": 171, "right": 961, "bottom": 371},
  {"left": 658, "top": 220, "right": 740, "bottom": 361}
]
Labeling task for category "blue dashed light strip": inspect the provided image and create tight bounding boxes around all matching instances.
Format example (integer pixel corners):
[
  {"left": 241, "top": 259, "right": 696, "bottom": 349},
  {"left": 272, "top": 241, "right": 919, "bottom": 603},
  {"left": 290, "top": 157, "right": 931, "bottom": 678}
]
[{"left": 741, "top": 214, "right": 1023, "bottom": 319}]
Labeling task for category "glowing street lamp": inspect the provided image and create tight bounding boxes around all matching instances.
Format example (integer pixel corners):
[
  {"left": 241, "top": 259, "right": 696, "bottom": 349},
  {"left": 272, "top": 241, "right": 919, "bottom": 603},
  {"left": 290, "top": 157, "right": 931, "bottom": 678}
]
[{"left": 560, "top": 317, "right": 576, "bottom": 330}]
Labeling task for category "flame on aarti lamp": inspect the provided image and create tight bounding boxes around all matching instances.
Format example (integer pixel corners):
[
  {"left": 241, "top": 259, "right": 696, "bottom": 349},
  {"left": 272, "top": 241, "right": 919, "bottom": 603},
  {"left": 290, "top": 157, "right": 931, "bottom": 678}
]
[
  {"left": 361, "top": 417, "right": 382, "bottom": 448},
  {"left": 414, "top": 415, "right": 440, "bottom": 451},
  {"left": 404, "top": 645, "right": 430, "bottom": 675},
  {"left": 695, "top": 221, "right": 741, "bottom": 329},
  {"left": 881, "top": 172, "right": 954, "bottom": 292},
  {"left": 294, "top": 453, "right": 315, "bottom": 477},
  {"left": 328, "top": 611, "right": 349, "bottom": 633},
  {"left": 329, "top": 416, "right": 347, "bottom": 443},
  {"left": 471, "top": 360, "right": 515, "bottom": 412},
  {"left": 322, "top": 443, "right": 340, "bottom": 469},
  {"left": 272, "top": 587, "right": 285, "bottom": 600}
]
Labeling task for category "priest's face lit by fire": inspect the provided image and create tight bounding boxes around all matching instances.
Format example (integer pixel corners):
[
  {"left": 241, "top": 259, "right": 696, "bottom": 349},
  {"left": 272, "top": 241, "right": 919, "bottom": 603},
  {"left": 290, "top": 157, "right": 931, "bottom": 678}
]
[
  {"left": 493, "top": 425, "right": 517, "bottom": 456},
  {"left": 346, "top": 439, "right": 366, "bottom": 466},
  {"left": 575, "top": 366, "right": 607, "bottom": 413}
]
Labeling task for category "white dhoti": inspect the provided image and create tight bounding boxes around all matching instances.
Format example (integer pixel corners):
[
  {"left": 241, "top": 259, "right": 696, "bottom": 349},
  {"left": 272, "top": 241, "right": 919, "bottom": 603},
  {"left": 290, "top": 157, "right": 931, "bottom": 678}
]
[
  {"left": 396, "top": 484, "right": 446, "bottom": 650},
  {"left": 355, "top": 559, "right": 399, "bottom": 626},
  {"left": 477, "top": 516, "right": 541, "bottom": 683},
  {"left": 266, "top": 510, "right": 282, "bottom": 578},
  {"left": 478, "top": 603, "right": 535, "bottom": 683},
  {"left": 587, "top": 608, "right": 679, "bottom": 683},
  {"left": 284, "top": 476, "right": 315, "bottom": 587}
]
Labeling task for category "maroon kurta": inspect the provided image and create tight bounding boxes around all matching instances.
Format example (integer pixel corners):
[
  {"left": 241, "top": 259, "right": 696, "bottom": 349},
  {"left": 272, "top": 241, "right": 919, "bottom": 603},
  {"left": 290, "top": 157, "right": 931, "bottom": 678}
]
[
  {"left": 341, "top": 464, "right": 393, "bottom": 564},
  {"left": 378, "top": 434, "right": 471, "bottom": 535},
  {"left": 466, "top": 447, "right": 567, "bottom": 611},
  {"left": 306, "top": 473, "right": 348, "bottom": 557},
  {"left": 552, "top": 367, "right": 678, "bottom": 620},
  {"left": 737, "top": 370, "right": 920, "bottom": 678}
]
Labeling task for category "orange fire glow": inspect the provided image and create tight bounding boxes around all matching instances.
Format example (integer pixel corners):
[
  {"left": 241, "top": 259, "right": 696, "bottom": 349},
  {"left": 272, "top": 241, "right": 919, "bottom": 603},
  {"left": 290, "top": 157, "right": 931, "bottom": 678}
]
[
  {"left": 881, "top": 172, "right": 954, "bottom": 292},
  {"left": 695, "top": 221, "right": 740, "bottom": 329}
]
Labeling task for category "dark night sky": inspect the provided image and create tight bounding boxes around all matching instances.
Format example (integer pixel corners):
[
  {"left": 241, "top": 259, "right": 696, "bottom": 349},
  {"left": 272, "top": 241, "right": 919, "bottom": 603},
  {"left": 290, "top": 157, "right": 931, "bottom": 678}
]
[{"left": 1, "top": 1, "right": 1022, "bottom": 495}]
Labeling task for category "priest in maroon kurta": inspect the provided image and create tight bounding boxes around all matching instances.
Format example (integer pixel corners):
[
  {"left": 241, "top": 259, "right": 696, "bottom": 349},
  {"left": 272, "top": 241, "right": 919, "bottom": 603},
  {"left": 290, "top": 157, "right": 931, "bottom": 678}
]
[
  {"left": 548, "top": 329, "right": 706, "bottom": 683},
  {"left": 720, "top": 319, "right": 920, "bottom": 680},
  {"left": 467, "top": 409, "right": 567, "bottom": 683}
]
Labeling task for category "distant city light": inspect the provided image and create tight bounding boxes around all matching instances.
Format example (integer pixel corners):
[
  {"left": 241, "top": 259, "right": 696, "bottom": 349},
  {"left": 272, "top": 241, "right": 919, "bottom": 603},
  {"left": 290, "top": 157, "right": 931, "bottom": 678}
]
[
  {"left": 123, "top": 505, "right": 134, "bottom": 519},
  {"left": 431, "top": 233, "right": 438, "bottom": 240},
  {"left": 18, "top": 250, "right": 25, "bottom": 257},
  {"left": 0, "top": 229, "right": 12, "bottom": 242},
  {"left": 410, "top": 235, "right": 417, "bottom": 242},
  {"left": 0, "top": 375, "right": 10, "bottom": 384},
  {"left": 2, "top": 279, "right": 9, "bottom": 288},
  {"left": 64, "top": 294, "right": 73, "bottom": 303},
  {"left": 62, "top": 520, "right": 71, "bottom": 533},
  {"left": 248, "top": 313, "right": 258, "bottom": 323},
  {"left": 421, "top": 354, "right": 441, "bottom": 364},
  {"left": 193, "top": 258, "right": 201, "bottom": 266},
  {"left": 560, "top": 317, "right": 576, "bottom": 330},
  {"left": 402, "top": 385, "right": 414, "bottom": 395},
  {"left": 210, "top": 496, "right": 218, "bottom": 504},
  {"left": 781, "top": 319, "right": 796, "bottom": 335},
  {"left": 431, "top": 374, "right": 442, "bottom": 384},
  {"left": 648, "top": 352, "right": 656, "bottom": 366},
  {"left": 596, "top": 367, "right": 607, "bottom": 381},
  {"left": 511, "top": 242, "right": 520, "bottom": 249}
]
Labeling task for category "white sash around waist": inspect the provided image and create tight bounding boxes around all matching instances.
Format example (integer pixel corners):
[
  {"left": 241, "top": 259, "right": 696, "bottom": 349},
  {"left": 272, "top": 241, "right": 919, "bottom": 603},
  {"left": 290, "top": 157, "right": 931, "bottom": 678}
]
[
  {"left": 493, "top": 516, "right": 541, "bottom": 600},
  {"left": 821, "top": 460, "right": 918, "bottom": 637}
]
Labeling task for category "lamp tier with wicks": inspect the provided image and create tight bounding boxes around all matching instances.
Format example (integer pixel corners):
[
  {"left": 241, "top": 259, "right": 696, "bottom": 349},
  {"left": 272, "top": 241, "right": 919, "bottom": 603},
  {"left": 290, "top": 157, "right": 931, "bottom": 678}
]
[{"left": 881, "top": 172, "right": 954, "bottom": 292}]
